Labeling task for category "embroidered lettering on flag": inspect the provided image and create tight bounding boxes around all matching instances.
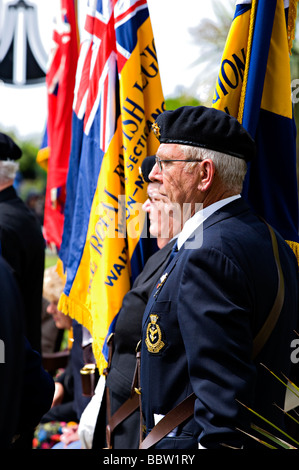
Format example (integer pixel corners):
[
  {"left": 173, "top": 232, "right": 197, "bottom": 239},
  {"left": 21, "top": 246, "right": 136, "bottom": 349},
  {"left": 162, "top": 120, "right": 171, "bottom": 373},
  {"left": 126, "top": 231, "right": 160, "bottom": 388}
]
[{"left": 58, "top": 0, "right": 164, "bottom": 372}]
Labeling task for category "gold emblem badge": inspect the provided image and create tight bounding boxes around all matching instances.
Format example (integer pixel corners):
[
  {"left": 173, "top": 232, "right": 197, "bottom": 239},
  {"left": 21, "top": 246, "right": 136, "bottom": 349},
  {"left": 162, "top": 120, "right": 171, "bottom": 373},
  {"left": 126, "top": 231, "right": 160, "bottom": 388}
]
[
  {"left": 145, "top": 314, "right": 165, "bottom": 353},
  {"left": 152, "top": 122, "right": 161, "bottom": 139}
]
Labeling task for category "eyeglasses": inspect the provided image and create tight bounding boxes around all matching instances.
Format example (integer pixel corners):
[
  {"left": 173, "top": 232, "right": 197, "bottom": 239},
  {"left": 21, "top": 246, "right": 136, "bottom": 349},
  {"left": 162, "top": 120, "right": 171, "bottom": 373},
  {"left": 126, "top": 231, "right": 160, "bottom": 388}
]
[{"left": 155, "top": 156, "right": 203, "bottom": 172}]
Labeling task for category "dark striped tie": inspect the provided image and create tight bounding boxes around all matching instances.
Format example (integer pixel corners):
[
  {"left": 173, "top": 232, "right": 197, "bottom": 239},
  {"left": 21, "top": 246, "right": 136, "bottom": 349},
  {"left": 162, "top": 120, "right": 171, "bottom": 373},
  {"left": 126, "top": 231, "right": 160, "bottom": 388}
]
[{"left": 166, "top": 240, "right": 178, "bottom": 266}]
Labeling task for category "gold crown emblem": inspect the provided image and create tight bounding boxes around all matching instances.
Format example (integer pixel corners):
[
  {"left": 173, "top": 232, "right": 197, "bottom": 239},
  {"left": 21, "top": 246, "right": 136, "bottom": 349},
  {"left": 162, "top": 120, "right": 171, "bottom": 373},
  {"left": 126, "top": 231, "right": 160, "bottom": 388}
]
[
  {"left": 149, "top": 314, "right": 158, "bottom": 324},
  {"left": 152, "top": 122, "right": 161, "bottom": 139}
]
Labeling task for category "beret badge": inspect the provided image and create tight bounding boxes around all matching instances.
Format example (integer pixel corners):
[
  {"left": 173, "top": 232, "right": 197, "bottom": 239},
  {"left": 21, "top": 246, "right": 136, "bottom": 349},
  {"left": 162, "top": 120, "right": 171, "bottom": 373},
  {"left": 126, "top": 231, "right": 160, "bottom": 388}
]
[{"left": 152, "top": 122, "right": 161, "bottom": 139}]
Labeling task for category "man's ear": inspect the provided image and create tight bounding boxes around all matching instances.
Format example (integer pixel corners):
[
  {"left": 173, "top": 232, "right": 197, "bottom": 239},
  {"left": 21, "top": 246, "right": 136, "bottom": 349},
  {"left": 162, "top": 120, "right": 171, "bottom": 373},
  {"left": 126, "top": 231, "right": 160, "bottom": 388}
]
[{"left": 197, "top": 159, "right": 215, "bottom": 192}]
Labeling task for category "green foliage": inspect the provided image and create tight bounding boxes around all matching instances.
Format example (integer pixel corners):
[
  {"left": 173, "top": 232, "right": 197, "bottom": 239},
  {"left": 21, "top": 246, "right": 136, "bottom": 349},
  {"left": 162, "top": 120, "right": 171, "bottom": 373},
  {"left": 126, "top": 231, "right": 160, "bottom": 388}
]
[
  {"left": 45, "top": 251, "right": 58, "bottom": 269},
  {"left": 18, "top": 140, "right": 47, "bottom": 182},
  {"left": 165, "top": 95, "right": 202, "bottom": 111},
  {"left": 237, "top": 363, "right": 299, "bottom": 449}
]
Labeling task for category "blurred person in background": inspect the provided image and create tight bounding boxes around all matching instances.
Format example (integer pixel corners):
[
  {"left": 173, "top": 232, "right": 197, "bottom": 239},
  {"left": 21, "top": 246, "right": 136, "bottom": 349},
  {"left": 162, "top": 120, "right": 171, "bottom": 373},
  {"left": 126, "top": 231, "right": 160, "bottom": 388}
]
[
  {"left": 0, "top": 132, "right": 45, "bottom": 354},
  {"left": 37, "top": 266, "right": 94, "bottom": 449}
]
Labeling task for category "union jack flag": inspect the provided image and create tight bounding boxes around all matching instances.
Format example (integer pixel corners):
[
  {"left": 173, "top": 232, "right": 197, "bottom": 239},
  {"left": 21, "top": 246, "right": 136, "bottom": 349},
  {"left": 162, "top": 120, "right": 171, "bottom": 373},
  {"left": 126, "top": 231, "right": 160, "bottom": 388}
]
[
  {"left": 59, "top": 0, "right": 164, "bottom": 371},
  {"left": 73, "top": 0, "right": 96, "bottom": 119},
  {"left": 73, "top": 0, "right": 149, "bottom": 150}
]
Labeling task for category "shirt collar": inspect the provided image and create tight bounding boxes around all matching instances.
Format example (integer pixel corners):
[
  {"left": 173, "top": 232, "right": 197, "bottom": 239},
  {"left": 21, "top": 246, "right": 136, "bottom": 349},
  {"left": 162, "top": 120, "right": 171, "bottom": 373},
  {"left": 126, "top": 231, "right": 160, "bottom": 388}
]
[{"left": 177, "top": 195, "right": 241, "bottom": 249}]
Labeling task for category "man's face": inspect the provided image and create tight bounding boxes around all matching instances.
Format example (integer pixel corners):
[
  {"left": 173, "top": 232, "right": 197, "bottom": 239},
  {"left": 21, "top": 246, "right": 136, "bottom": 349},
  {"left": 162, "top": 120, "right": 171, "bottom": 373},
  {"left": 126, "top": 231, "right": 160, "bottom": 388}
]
[
  {"left": 149, "top": 144, "right": 201, "bottom": 211},
  {"left": 47, "top": 301, "right": 72, "bottom": 330},
  {"left": 142, "top": 182, "right": 176, "bottom": 239}
]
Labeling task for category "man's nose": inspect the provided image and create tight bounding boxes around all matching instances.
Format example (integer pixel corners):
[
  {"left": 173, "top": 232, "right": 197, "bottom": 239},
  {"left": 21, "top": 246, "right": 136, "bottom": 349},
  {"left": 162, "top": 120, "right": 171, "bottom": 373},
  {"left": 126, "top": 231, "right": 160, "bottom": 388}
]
[
  {"left": 148, "top": 162, "right": 162, "bottom": 182},
  {"left": 46, "top": 302, "right": 56, "bottom": 315}
]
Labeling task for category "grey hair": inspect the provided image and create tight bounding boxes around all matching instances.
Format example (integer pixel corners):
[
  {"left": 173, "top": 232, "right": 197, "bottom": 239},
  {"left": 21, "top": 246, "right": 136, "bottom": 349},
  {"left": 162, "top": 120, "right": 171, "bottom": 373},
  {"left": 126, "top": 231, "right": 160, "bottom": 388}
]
[
  {"left": 0, "top": 160, "right": 19, "bottom": 185},
  {"left": 43, "top": 266, "right": 65, "bottom": 303},
  {"left": 180, "top": 145, "right": 247, "bottom": 193}
]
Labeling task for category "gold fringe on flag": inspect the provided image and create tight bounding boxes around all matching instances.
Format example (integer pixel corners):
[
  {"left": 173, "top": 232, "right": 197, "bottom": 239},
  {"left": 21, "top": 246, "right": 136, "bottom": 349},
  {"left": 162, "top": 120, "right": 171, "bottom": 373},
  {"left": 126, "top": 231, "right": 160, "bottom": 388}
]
[
  {"left": 58, "top": 291, "right": 107, "bottom": 371},
  {"left": 287, "top": 0, "right": 298, "bottom": 54},
  {"left": 58, "top": 291, "right": 93, "bottom": 338}
]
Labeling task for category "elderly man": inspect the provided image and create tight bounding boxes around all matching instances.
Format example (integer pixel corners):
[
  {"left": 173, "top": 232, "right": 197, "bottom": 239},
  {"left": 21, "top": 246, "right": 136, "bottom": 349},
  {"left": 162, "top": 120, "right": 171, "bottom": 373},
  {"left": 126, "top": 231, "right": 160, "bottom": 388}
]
[{"left": 140, "top": 106, "right": 299, "bottom": 449}]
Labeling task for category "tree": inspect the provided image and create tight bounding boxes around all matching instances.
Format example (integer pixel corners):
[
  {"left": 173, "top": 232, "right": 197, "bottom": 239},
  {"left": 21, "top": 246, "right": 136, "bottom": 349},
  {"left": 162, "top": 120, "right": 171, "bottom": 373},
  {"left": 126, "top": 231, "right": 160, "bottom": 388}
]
[
  {"left": 188, "top": 0, "right": 235, "bottom": 103},
  {"left": 165, "top": 95, "right": 201, "bottom": 110}
]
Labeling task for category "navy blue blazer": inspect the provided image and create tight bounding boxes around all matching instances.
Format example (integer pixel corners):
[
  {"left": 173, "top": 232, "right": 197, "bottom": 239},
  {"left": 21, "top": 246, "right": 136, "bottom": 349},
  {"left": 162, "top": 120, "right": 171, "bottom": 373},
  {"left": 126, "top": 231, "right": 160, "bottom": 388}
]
[{"left": 140, "top": 198, "right": 299, "bottom": 449}]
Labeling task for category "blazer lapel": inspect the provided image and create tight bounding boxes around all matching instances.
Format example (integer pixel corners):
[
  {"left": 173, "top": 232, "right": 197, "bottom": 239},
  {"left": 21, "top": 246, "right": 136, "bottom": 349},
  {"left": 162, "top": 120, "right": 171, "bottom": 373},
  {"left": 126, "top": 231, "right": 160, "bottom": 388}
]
[
  {"left": 142, "top": 198, "right": 251, "bottom": 327},
  {"left": 142, "top": 250, "right": 182, "bottom": 327},
  {"left": 138, "top": 239, "right": 176, "bottom": 285}
]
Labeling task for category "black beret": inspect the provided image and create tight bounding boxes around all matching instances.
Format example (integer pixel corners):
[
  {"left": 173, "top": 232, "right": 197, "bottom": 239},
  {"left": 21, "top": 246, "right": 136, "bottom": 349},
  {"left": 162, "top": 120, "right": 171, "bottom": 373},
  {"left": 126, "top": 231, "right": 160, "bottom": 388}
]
[
  {"left": 139, "top": 155, "right": 156, "bottom": 182},
  {"left": 152, "top": 106, "right": 255, "bottom": 162},
  {"left": 0, "top": 132, "right": 22, "bottom": 160}
]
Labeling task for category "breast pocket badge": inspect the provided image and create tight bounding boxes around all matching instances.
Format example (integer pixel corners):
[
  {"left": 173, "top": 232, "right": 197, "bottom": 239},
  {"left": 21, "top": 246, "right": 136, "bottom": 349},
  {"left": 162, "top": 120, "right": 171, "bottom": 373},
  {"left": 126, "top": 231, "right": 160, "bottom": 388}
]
[{"left": 145, "top": 314, "right": 165, "bottom": 353}]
